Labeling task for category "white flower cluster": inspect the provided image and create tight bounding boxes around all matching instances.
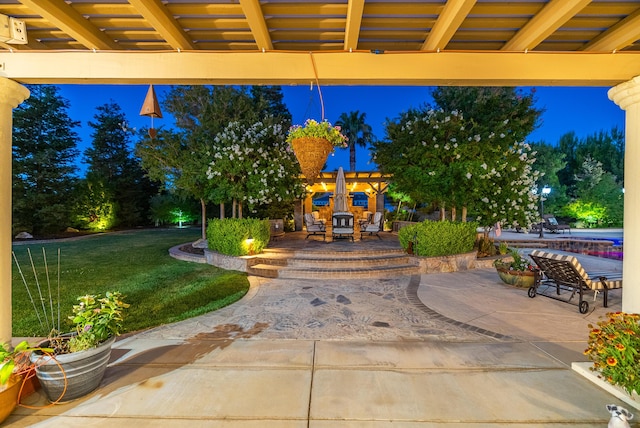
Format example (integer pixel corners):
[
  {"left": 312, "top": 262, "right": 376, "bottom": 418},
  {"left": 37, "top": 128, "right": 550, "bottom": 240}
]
[{"left": 206, "top": 121, "right": 305, "bottom": 206}]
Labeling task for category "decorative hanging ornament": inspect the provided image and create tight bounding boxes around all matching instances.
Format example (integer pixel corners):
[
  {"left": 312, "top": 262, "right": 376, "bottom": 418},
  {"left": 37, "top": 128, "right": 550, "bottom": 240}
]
[{"left": 139, "top": 84, "right": 163, "bottom": 138}]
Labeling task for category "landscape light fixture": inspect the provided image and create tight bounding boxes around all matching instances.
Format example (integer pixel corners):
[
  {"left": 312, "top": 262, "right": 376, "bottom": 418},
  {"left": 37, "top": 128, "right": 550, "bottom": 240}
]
[{"left": 539, "top": 186, "right": 551, "bottom": 238}]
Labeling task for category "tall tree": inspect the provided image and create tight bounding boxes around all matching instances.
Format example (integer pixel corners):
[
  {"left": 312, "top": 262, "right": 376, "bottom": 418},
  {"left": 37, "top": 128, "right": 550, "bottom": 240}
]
[
  {"left": 530, "top": 141, "right": 570, "bottom": 215},
  {"left": 206, "top": 121, "right": 305, "bottom": 216},
  {"left": 335, "top": 110, "right": 374, "bottom": 171},
  {"left": 431, "top": 87, "right": 542, "bottom": 142},
  {"left": 83, "top": 102, "right": 158, "bottom": 228},
  {"left": 12, "top": 85, "right": 79, "bottom": 235},
  {"left": 565, "top": 157, "right": 624, "bottom": 227},
  {"left": 136, "top": 85, "right": 293, "bottom": 238},
  {"left": 250, "top": 86, "right": 292, "bottom": 126},
  {"left": 556, "top": 131, "right": 580, "bottom": 192},
  {"left": 375, "top": 107, "right": 539, "bottom": 233}
]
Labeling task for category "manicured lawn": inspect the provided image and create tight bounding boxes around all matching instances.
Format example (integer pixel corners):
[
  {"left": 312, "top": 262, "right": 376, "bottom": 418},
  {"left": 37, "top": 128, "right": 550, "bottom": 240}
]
[{"left": 11, "top": 228, "right": 250, "bottom": 337}]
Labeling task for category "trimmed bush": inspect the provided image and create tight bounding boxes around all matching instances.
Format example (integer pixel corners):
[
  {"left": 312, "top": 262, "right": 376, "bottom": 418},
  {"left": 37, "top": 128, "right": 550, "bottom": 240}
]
[
  {"left": 207, "top": 218, "right": 270, "bottom": 256},
  {"left": 398, "top": 220, "right": 478, "bottom": 257}
]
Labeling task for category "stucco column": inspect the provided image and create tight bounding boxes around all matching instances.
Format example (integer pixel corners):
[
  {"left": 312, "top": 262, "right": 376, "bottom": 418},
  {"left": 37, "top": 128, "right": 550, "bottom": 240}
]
[
  {"left": 609, "top": 76, "right": 640, "bottom": 313},
  {"left": 0, "top": 78, "right": 29, "bottom": 344}
]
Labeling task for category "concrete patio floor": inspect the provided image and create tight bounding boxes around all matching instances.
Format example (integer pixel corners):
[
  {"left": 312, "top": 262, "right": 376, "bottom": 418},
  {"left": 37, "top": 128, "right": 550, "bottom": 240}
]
[{"left": 5, "top": 230, "right": 633, "bottom": 427}]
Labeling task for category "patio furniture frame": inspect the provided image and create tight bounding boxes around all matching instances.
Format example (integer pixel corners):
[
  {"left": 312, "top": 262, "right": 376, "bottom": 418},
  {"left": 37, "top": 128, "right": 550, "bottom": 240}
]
[
  {"left": 332, "top": 213, "right": 354, "bottom": 242},
  {"left": 360, "top": 212, "right": 383, "bottom": 240},
  {"left": 543, "top": 215, "right": 571, "bottom": 234},
  {"left": 304, "top": 213, "right": 326, "bottom": 241},
  {"left": 528, "top": 249, "right": 622, "bottom": 314}
]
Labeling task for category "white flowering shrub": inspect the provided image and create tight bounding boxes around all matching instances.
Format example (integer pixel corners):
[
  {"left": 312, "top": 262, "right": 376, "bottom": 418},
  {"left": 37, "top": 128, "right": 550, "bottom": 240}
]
[
  {"left": 206, "top": 121, "right": 306, "bottom": 210},
  {"left": 374, "top": 108, "right": 539, "bottom": 229}
]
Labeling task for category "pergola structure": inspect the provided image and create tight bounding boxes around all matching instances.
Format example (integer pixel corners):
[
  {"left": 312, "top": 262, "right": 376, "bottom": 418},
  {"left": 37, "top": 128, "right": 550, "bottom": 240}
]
[
  {"left": 1, "top": 0, "right": 640, "bottom": 342},
  {"left": 301, "top": 171, "right": 390, "bottom": 227}
]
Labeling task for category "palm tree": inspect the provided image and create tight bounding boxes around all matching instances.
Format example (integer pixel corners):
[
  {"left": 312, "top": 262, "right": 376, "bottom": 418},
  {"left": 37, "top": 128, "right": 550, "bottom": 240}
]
[{"left": 335, "top": 111, "right": 374, "bottom": 171}]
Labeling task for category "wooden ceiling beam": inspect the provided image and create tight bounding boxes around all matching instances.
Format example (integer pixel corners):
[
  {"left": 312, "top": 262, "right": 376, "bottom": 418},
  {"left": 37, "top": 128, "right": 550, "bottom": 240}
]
[
  {"left": 128, "top": 0, "right": 196, "bottom": 50},
  {"left": 344, "top": 0, "right": 365, "bottom": 51},
  {"left": 502, "top": 0, "right": 592, "bottom": 51},
  {"left": 238, "top": 0, "right": 273, "bottom": 51},
  {"left": 1, "top": 50, "right": 638, "bottom": 87},
  {"left": 422, "top": 0, "right": 477, "bottom": 51},
  {"left": 18, "top": 0, "right": 119, "bottom": 50},
  {"left": 583, "top": 9, "right": 640, "bottom": 52}
]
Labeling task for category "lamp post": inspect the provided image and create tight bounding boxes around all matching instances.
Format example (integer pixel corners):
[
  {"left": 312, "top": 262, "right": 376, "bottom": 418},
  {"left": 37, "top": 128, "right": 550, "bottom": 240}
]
[{"left": 539, "top": 186, "right": 551, "bottom": 238}]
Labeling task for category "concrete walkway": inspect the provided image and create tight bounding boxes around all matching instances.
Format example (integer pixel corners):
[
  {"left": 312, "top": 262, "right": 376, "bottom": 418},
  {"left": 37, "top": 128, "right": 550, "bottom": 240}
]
[{"left": 6, "top": 242, "right": 632, "bottom": 427}]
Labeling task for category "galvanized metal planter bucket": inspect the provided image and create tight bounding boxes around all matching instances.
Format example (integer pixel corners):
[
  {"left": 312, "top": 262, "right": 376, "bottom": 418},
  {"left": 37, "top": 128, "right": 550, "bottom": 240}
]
[{"left": 30, "top": 335, "right": 115, "bottom": 402}]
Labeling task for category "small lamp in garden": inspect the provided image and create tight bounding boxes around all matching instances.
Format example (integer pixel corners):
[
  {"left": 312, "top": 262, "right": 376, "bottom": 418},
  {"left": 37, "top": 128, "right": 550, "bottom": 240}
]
[
  {"left": 539, "top": 186, "right": 551, "bottom": 239},
  {"left": 245, "top": 234, "right": 255, "bottom": 256}
]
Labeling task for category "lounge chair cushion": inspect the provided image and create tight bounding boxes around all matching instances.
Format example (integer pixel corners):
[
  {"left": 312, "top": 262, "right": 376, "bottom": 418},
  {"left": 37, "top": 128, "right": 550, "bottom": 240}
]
[{"left": 530, "top": 249, "right": 622, "bottom": 291}]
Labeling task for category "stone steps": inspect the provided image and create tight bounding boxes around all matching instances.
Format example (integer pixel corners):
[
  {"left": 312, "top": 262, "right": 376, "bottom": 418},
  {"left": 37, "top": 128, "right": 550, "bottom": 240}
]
[{"left": 246, "top": 249, "right": 420, "bottom": 279}]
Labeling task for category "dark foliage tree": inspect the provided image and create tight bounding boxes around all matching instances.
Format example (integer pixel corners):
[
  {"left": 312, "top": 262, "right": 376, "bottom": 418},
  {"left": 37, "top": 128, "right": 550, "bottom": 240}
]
[
  {"left": 431, "top": 87, "right": 542, "bottom": 142},
  {"left": 530, "top": 141, "right": 570, "bottom": 216},
  {"left": 250, "top": 86, "right": 292, "bottom": 126},
  {"left": 12, "top": 85, "right": 79, "bottom": 235},
  {"left": 82, "top": 102, "right": 158, "bottom": 228}
]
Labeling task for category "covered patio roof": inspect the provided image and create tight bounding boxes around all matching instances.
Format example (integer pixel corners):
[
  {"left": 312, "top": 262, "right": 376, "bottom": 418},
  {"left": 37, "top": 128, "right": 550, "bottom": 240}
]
[
  {"left": 0, "top": 1, "right": 639, "bottom": 86},
  {"left": 2, "top": 1, "right": 640, "bottom": 340},
  {"left": 307, "top": 171, "right": 390, "bottom": 194}
]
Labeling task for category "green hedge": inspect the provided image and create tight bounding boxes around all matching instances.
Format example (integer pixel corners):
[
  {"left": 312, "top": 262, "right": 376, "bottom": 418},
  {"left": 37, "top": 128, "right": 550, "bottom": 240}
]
[
  {"left": 398, "top": 220, "right": 478, "bottom": 257},
  {"left": 207, "top": 218, "right": 270, "bottom": 256}
]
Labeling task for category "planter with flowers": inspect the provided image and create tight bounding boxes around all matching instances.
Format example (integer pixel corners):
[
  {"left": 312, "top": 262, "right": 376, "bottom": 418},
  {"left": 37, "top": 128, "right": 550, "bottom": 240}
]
[
  {"left": 0, "top": 341, "right": 51, "bottom": 423},
  {"left": 493, "top": 249, "right": 537, "bottom": 288},
  {"left": 577, "top": 312, "right": 640, "bottom": 409},
  {"left": 286, "top": 119, "right": 347, "bottom": 184},
  {"left": 30, "top": 291, "right": 129, "bottom": 402}
]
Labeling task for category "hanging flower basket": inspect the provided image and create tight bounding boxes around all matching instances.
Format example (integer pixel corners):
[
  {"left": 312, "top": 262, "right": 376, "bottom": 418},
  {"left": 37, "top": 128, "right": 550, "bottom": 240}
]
[
  {"left": 290, "top": 137, "right": 333, "bottom": 184},
  {"left": 286, "top": 119, "right": 347, "bottom": 185}
]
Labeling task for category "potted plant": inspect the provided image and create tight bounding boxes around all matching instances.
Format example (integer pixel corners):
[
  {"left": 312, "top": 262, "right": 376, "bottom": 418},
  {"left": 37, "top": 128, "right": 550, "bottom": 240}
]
[
  {"left": 30, "top": 291, "right": 129, "bottom": 402},
  {"left": 286, "top": 118, "right": 347, "bottom": 184},
  {"left": 0, "top": 341, "right": 50, "bottom": 423},
  {"left": 493, "top": 249, "right": 537, "bottom": 288},
  {"left": 584, "top": 312, "right": 640, "bottom": 400}
]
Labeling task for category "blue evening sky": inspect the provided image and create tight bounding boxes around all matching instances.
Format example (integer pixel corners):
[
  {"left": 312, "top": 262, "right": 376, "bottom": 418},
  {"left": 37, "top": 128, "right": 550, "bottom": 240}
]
[{"left": 56, "top": 84, "right": 625, "bottom": 175}]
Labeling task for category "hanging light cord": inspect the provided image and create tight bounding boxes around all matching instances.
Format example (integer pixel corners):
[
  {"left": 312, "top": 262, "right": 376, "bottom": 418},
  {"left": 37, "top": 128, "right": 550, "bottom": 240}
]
[{"left": 309, "top": 52, "right": 325, "bottom": 121}]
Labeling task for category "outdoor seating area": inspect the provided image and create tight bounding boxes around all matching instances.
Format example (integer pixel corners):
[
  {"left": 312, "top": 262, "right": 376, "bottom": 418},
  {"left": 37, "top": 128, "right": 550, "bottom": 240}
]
[
  {"left": 302, "top": 210, "right": 385, "bottom": 242},
  {"left": 528, "top": 249, "right": 622, "bottom": 313}
]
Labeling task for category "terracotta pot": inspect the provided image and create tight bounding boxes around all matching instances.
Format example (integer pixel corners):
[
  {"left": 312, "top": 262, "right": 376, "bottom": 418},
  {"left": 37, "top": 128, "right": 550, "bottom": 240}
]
[
  {"left": 31, "top": 335, "right": 115, "bottom": 402},
  {"left": 290, "top": 136, "right": 333, "bottom": 185},
  {"left": 0, "top": 375, "right": 22, "bottom": 424},
  {"left": 496, "top": 267, "right": 536, "bottom": 288}
]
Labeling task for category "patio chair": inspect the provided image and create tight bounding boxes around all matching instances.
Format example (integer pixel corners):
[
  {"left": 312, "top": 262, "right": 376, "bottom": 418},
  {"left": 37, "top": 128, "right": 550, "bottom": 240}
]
[
  {"left": 528, "top": 249, "right": 622, "bottom": 313},
  {"left": 543, "top": 215, "right": 571, "bottom": 234},
  {"left": 332, "top": 212, "right": 354, "bottom": 241},
  {"left": 358, "top": 211, "right": 373, "bottom": 227},
  {"left": 304, "top": 213, "right": 326, "bottom": 240},
  {"left": 360, "top": 211, "right": 383, "bottom": 240},
  {"left": 312, "top": 211, "right": 326, "bottom": 226}
]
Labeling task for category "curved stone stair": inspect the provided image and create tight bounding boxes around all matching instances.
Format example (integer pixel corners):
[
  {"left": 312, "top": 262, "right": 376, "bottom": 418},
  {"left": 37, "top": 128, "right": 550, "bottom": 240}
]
[{"left": 247, "top": 248, "right": 420, "bottom": 279}]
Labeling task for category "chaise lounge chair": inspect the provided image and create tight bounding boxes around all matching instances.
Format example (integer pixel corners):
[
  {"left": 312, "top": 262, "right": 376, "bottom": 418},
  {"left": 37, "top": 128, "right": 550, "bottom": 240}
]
[
  {"left": 528, "top": 249, "right": 622, "bottom": 313},
  {"left": 543, "top": 215, "right": 571, "bottom": 234},
  {"left": 304, "top": 213, "right": 326, "bottom": 240}
]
